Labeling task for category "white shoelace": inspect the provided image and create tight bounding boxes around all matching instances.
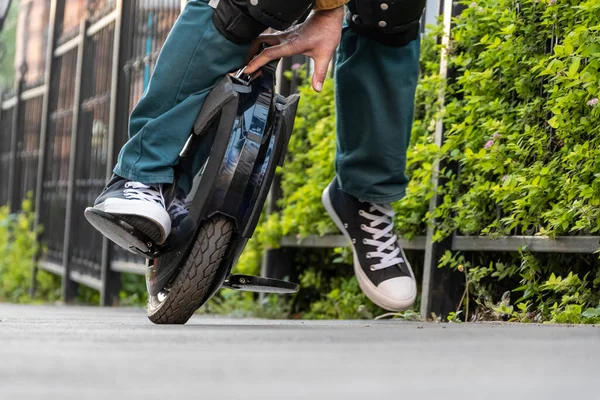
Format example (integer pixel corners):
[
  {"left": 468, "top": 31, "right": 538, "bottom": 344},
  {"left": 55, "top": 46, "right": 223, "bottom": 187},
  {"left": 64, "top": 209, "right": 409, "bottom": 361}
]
[
  {"left": 359, "top": 203, "right": 404, "bottom": 271},
  {"left": 123, "top": 181, "right": 166, "bottom": 208},
  {"left": 168, "top": 197, "right": 189, "bottom": 219}
]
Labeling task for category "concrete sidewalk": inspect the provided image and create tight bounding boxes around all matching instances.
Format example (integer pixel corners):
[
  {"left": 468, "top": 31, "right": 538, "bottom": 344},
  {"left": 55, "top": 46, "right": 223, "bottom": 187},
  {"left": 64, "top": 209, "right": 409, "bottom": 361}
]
[{"left": 1, "top": 304, "right": 598, "bottom": 400}]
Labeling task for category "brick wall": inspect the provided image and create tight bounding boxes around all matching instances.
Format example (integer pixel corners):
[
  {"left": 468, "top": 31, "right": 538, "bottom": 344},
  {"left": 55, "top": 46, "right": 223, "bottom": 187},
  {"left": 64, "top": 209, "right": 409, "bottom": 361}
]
[
  {"left": 14, "top": 0, "right": 89, "bottom": 86},
  {"left": 14, "top": 0, "right": 50, "bottom": 85}
]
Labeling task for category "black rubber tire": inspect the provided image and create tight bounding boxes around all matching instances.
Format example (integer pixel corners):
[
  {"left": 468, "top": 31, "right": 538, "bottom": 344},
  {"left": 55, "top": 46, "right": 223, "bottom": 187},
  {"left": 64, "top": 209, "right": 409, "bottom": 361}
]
[{"left": 146, "top": 215, "right": 234, "bottom": 325}]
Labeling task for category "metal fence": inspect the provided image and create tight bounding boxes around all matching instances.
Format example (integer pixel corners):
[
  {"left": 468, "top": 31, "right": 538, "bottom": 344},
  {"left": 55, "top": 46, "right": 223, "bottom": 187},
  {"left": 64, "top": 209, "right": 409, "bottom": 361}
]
[{"left": 0, "top": 0, "right": 184, "bottom": 305}]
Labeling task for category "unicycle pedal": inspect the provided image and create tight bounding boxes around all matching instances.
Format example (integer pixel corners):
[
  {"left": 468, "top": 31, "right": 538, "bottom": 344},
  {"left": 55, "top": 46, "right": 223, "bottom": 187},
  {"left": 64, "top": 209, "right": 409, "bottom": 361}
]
[
  {"left": 222, "top": 274, "right": 299, "bottom": 294},
  {"left": 84, "top": 208, "right": 156, "bottom": 259}
]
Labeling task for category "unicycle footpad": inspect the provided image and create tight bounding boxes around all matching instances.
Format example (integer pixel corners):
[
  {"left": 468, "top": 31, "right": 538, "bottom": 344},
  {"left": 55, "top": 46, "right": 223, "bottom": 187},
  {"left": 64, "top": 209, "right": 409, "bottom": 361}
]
[
  {"left": 84, "top": 208, "right": 155, "bottom": 259},
  {"left": 222, "top": 274, "right": 299, "bottom": 294}
]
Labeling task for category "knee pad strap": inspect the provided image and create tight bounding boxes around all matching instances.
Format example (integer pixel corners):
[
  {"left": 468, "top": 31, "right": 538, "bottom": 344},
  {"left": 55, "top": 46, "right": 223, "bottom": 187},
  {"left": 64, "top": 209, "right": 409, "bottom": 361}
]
[
  {"left": 211, "top": 0, "right": 314, "bottom": 45},
  {"left": 212, "top": 0, "right": 268, "bottom": 45},
  {"left": 348, "top": 0, "right": 425, "bottom": 47}
]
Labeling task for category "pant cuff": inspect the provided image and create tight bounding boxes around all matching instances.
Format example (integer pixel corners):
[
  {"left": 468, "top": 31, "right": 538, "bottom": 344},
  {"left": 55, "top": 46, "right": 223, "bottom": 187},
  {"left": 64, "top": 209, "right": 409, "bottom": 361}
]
[
  {"left": 113, "top": 166, "right": 174, "bottom": 185},
  {"left": 339, "top": 185, "right": 407, "bottom": 204}
]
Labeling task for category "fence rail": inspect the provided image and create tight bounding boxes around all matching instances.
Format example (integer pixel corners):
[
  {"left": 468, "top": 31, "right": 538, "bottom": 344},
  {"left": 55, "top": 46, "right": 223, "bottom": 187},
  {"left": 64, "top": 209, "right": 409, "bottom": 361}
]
[{"left": 1, "top": 0, "right": 597, "bottom": 318}]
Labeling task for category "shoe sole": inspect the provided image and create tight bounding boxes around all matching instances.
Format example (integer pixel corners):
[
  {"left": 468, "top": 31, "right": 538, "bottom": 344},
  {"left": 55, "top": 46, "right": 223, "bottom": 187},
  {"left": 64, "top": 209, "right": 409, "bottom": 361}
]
[
  {"left": 94, "top": 198, "right": 171, "bottom": 244},
  {"left": 321, "top": 183, "right": 417, "bottom": 312},
  {"left": 84, "top": 208, "right": 154, "bottom": 257}
]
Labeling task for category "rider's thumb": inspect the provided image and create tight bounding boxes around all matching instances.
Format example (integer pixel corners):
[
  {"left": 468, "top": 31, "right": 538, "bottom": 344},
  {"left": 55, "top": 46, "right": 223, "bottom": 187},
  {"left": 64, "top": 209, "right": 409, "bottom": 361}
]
[{"left": 311, "top": 55, "right": 330, "bottom": 93}]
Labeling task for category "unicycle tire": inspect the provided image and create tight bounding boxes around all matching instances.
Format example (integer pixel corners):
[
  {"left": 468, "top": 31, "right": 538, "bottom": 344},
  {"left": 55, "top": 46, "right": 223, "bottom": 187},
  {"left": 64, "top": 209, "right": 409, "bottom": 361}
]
[{"left": 147, "top": 215, "right": 234, "bottom": 324}]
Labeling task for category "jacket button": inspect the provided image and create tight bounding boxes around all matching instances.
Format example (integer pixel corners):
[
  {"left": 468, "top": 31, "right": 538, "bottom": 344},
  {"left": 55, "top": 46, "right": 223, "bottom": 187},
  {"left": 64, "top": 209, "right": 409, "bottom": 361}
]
[
  {"left": 381, "top": 3, "right": 389, "bottom": 10},
  {"left": 378, "top": 20, "right": 387, "bottom": 28}
]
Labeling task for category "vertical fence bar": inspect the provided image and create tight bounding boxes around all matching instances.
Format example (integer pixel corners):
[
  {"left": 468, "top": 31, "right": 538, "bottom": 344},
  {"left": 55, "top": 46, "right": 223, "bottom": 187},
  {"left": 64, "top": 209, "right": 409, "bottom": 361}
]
[
  {"left": 7, "top": 77, "right": 24, "bottom": 213},
  {"left": 420, "top": 0, "right": 464, "bottom": 321},
  {"left": 61, "top": 19, "right": 88, "bottom": 302},
  {"left": 260, "top": 54, "right": 309, "bottom": 281},
  {"left": 31, "top": 0, "right": 65, "bottom": 298},
  {"left": 100, "top": 0, "right": 130, "bottom": 306},
  {"left": 260, "top": 57, "right": 298, "bottom": 283}
]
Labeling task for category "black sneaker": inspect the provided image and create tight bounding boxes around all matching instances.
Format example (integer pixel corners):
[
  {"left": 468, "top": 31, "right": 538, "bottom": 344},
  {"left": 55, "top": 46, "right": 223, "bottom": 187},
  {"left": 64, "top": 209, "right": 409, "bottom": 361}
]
[
  {"left": 322, "top": 179, "right": 417, "bottom": 311},
  {"left": 91, "top": 175, "right": 171, "bottom": 245}
]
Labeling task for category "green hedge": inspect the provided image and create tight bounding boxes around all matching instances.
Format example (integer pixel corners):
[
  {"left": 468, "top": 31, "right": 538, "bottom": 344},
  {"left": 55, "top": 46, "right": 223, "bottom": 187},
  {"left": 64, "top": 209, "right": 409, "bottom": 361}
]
[
  {"left": 233, "top": 0, "right": 600, "bottom": 322},
  {"left": 437, "top": 0, "right": 600, "bottom": 239}
]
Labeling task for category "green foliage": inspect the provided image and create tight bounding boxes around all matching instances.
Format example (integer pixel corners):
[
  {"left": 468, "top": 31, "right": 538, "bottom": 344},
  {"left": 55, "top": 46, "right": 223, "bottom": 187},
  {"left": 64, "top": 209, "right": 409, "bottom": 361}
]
[
  {"left": 0, "top": 0, "right": 18, "bottom": 88},
  {"left": 233, "top": 0, "right": 600, "bottom": 323},
  {"left": 439, "top": 249, "right": 600, "bottom": 324},
  {"left": 447, "top": 311, "right": 463, "bottom": 323},
  {"left": 0, "top": 196, "right": 61, "bottom": 303},
  {"left": 202, "top": 291, "right": 291, "bottom": 319},
  {"left": 300, "top": 272, "right": 382, "bottom": 320},
  {"left": 7, "top": 1, "right": 600, "bottom": 324},
  {"left": 424, "top": 0, "right": 600, "bottom": 323},
  {"left": 119, "top": 273, "right": 148, "bottom": 307}
]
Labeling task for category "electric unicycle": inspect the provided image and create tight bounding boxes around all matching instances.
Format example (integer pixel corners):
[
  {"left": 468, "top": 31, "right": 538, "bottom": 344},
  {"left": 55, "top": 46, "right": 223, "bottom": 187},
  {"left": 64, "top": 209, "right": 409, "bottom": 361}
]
[{"left": 85, "top": 60, "right": 300, "bottom": 324}]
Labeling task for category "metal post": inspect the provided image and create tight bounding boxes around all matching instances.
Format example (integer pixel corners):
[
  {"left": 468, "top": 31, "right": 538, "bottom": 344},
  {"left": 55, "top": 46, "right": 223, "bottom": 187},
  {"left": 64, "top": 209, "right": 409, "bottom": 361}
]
[
  {"left": 420, "top": 0, "right": 464, "bottom": 321},
  {"left": 100, "top": 0, "right": 132, "bottom": 306},
  {"left": 31, "top": 0, "right": 65, "bottom": 299},
  {"left": 260, "top": 56, "right": 299, "bottom": 283},
  {"left": 7, "top": 77, "right": 23, "bottom": 213},
  {"left": 61, "top": 19, "right": 88, "bottom": 303}
]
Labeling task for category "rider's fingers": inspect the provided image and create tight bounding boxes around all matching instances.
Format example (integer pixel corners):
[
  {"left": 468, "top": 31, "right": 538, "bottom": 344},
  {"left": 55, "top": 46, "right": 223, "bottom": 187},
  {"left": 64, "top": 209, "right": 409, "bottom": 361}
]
[
  {"left": 245, "top": 43, "right": 290, "bottom": 74},
  {"left": 246, "top": 34, "right": 283, "bottom": 63},
  {"left": 255, "top": 33, "right": 285, "bottom": 46},
  {"left": 245, "top": 35, "right": 301, "bottom": 74}
]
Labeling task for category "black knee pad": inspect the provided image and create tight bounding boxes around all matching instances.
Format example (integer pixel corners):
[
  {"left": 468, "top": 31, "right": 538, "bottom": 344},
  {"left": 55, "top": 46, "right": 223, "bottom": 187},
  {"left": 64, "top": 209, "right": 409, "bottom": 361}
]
[
  {"left": 347, "top": 0, "right": 425, "bottom": 47},
  {"left": 211, "top": 0, "right": 314, "bottom": 45}
]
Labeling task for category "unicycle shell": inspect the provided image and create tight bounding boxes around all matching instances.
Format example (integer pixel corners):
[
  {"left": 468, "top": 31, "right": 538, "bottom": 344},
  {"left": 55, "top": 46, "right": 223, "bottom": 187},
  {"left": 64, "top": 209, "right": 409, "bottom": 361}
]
[{"left": 146, "top": 65, "right": 299, "bottom": 299}]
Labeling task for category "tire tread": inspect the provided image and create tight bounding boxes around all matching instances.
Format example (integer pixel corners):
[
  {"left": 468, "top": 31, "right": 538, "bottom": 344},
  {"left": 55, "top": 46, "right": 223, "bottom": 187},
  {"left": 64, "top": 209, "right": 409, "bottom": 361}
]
[{"left": 147, "top": 216, "right": 233, "bottom": 324}]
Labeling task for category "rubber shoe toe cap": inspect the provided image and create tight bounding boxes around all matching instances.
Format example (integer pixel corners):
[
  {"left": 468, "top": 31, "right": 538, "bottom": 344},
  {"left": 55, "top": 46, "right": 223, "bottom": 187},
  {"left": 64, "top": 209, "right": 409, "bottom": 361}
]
[{"left": 376, "top": 276, "right": 417, "bottom": 311}]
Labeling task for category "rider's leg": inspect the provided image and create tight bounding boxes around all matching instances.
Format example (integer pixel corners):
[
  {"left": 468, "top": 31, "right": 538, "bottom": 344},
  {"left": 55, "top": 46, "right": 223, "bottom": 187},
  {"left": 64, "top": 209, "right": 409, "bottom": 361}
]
[
  {"left": 114, "top": 0, "right": 250, "bottom": 192},
  {"left": 323, "top": 0, "right": 424, "bottom": 311},
  {"left": 334, "top": 2, "right": 422, "bottom": 203},
  {"left": 93, "top": 1, "right": 251, "bottom": 243}
]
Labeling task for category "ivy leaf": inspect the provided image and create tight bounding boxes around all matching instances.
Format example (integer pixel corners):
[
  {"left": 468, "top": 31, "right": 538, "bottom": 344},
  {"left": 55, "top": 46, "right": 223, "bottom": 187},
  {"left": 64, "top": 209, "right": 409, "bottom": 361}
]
[
  {"left": 567, "top": 58, "right": 581, "bottom": 78},
  {"left": 547, "top": 117, "right": 560, "bottom": 129}
]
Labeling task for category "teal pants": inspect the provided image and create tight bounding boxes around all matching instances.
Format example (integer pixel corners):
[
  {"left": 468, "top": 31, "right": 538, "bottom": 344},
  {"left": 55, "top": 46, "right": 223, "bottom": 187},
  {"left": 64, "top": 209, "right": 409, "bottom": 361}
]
[{"left": 114, "top": 0, "right": 420, "bottom": 203}]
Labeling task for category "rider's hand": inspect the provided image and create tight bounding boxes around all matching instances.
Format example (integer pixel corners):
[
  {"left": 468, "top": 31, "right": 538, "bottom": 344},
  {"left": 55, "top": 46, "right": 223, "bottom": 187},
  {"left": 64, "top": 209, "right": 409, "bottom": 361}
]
[{"left": 244, "top": 6, "right": 345, "bottom": 92}]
